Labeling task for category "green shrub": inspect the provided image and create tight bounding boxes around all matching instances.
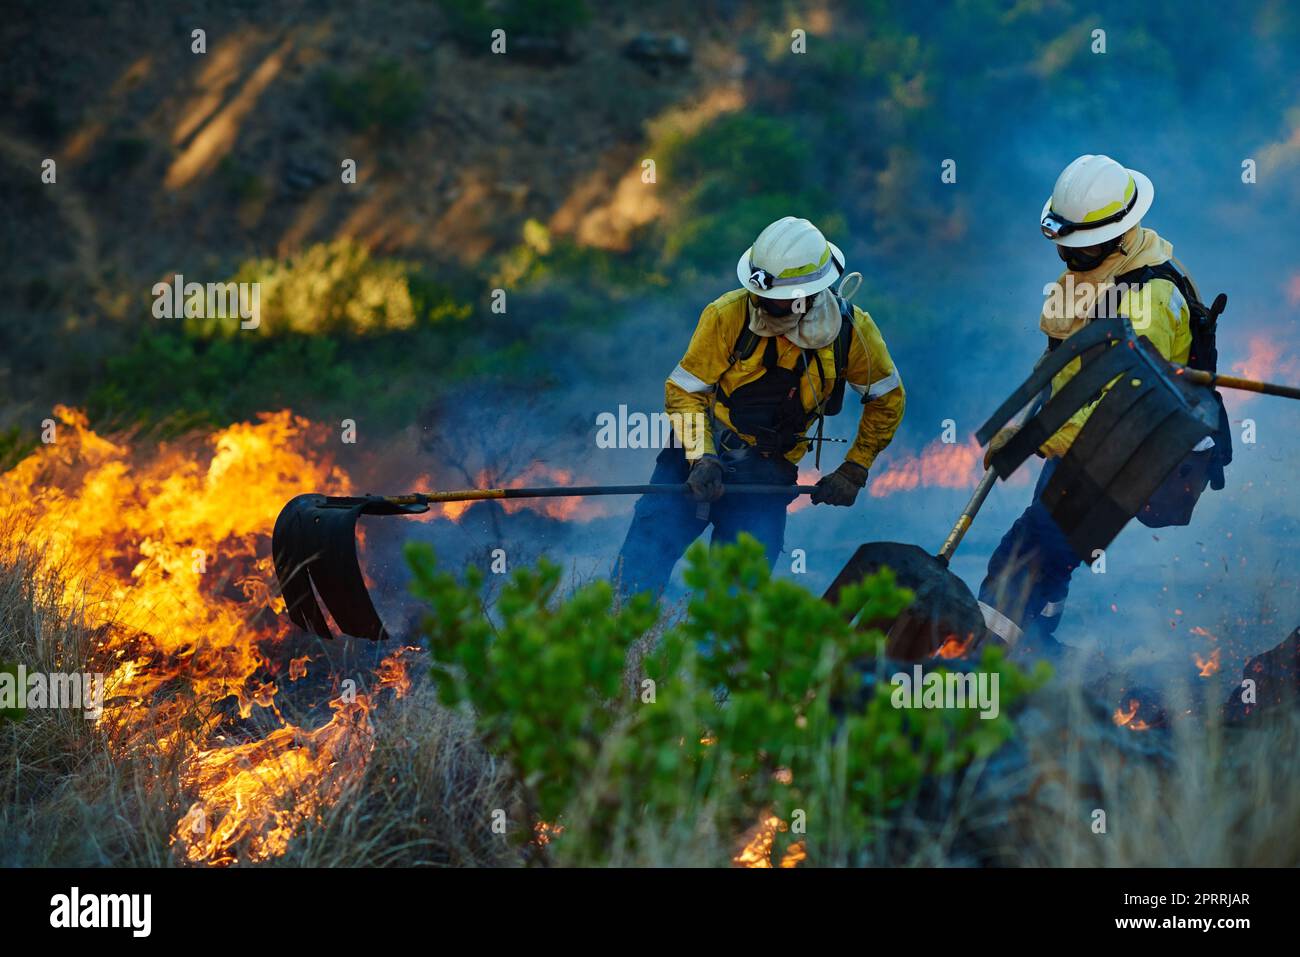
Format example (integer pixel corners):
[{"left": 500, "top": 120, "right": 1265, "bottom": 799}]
[
  {"left": 655, "top": 113, "right": 844, "bottom": 273},
  {"left": 87, "top": 242, "right": 479, "bottom": 430},
  {"left": 193, "top": 239, "right": 469, "bottom": 338},
  {"left": 320, "top": 58, "right": 424, "bottom": 134},
  {"left": 407, "top": 535, "right": 1045, "bottom": 866},
  {"left": 491, "top": 219, "right": 664, "bottom": 294},
  {"left": 217, "top": 156, "right": 268, "bottom": 203},
  {"left": 0, "top": 428, "right": 37, "bottom": 475}
]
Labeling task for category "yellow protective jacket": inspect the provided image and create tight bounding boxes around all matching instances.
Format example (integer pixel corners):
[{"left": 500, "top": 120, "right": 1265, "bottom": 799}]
[
  {"left": 665, "top": 289, "right": 904, "bottom": 469},
  {"left": 1040, "top": 272, "right": 1194, "bottom": 458}
]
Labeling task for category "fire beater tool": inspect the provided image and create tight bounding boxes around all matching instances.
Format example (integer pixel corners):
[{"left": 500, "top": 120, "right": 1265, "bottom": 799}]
[
  {"left": 273, "top": 482, "right": 815, "bottom": 641},
  {"left": 824, "top": 314, "right": 1300, "bottom": 661},
  {"left": 978, "top": 315, "right": 1300, "bottom": 563},
  {"left": 821, "top": 449, "right": 1025, "bottom": 663},
  {"left": 275, "top": 318, "right": 1298, "bottom": 650}
]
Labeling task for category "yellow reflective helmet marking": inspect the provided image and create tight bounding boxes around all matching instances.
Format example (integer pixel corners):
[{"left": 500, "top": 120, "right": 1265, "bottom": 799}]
[
  {"left": 1079, "top": 175, "right": 1137, "bottom": 223},
  {"left": 776, "top": 245, "right": 832, "bottom": 279}
]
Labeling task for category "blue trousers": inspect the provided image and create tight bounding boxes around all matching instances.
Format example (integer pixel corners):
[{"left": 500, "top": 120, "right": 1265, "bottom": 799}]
[
  {"left": 977, "top": 460, "right": 1082, "bottom": 643},
  {"left": 613, "top": 446, "right": 797, "bottom": 600}
]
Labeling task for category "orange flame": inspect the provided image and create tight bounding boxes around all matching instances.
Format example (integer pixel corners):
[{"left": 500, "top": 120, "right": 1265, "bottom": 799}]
[
  {"left": 869, "top": 438, "right": 986, "bottom": 498},
  {"left": 1232, "top": 335, "right": 1284, "bottom": 383},
  {"left": 935, "top": 635, "right": 973, "bottom": 659},
  {"left": 498, "top": 464, "right": 606, "bottom": 521},
  {"left": 439, "top": 499, "right": 474, "bottom": 522},
  {"left": 733, "top": 813, "right": 805, "bottom": 868},
  {"left": 1229, "top": 334, "right": 1299, "bottom": 411},
  {"left": 422, "top": 465, "right": 607, "bottom": 522},
  {"left": 1112, "top": 699, "right": 1151, "bottom": 731},
  {"left": 789, "top": 465, "right": 819, "bottom": 513},
  {"left": 1194, "top": 647, "right": 1221, "bottom": 678},
  {"left": 0, "top": 406, "right": 411, "bottom": 865},
  {"left": 534, "top": 820, "right": 564, "bottom": 846}
]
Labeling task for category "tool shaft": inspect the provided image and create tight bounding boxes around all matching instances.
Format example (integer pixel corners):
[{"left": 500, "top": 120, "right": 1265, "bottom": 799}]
[
  {"left": 1175, "top": 366, "right": 1300, "bottom": 401},
  {"left": 943, "top": 388, "right": 1050, "bottom": 564},
  {"left": 392, "top": 484, "right": 818, "bottom": 505},
  {"left": 937, "top": 468, "right": 998, "bottom": 563}
]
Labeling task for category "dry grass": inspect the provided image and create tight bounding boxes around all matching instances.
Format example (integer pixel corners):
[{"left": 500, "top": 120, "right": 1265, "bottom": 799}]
[
  {"left": 0, "top": 547, "right": 179, "bottom": 866},
  {"left": 278, "top": 687, "right": 519, "bottom": 867},
  {"left": 1017, "top": 685, "right": 1300, "bottom": 867},
  {"left": 3, "top": 543, "right": 1298, "bottom": 868},
  {"left": 0, "top": 548, "right": 519, "bottom": 868}
]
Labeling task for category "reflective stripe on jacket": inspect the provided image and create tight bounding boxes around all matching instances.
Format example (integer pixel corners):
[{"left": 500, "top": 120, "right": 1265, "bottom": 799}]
[{"left": 665, "top": 288, "right": 904, "bottom": 468}]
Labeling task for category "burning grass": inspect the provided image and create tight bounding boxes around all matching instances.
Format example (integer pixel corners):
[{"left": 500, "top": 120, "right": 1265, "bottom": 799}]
[
  {"left": 6, "top": 518, "right": 1300, "bottom": 867},
  {"left": 0, "top": 408, "right": 514, "bottom": 866},
  {"left": 1018, "top": 684, "right": 1300, "bottom": 868},
  {"left": 0, "top": 542, "right": 516, "bottom": 867},
  {"left": 3, "top": 408, "right": 1300, "bottom": 867}
]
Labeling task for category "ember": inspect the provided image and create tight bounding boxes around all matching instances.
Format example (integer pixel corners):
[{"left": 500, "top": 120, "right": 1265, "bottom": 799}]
[
  {"left": 733, "top": 814, "right": 805, "bottom": 868},
  {"left": 936, "top": 635, "right": 974, "bottom": 659},
  {"left": 1113, "top": 700, "right": 1150, "bottom": 731}
]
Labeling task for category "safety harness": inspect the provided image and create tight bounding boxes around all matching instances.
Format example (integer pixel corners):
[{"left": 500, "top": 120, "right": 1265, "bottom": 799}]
[{"left": 716, "top": 295, "right": 858, "bottom": 466}]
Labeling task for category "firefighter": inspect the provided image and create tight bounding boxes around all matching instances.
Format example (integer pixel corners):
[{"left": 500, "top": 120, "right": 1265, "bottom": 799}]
[
  {"left": 614, "top": 216, "right": 905, "bottom": 599},
  {"left": 978, "top": 154, "right": 1227, "bottom": 656}
]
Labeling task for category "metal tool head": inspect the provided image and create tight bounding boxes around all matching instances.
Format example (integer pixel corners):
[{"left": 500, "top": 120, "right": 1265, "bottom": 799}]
[
  {"left": 823, "top": 541, "right": 988, "bottom": 661},
  {"left": 978, "top": 318, "right": 1218, "bottom": 562},
  {"left": 271, "top": 494, "right": 427, "bottom": 641}
]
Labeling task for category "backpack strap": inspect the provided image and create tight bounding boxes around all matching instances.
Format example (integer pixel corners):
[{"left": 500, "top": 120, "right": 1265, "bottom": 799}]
[
  {"left": 827, "top": 297, "right": 856, "bottom": 409},
  {"left": 834, "top": 295, "right": 855, "bottom": 374},
  {"left": 1114, "top": 260, "right": 1220, "bottom": 373},
  {"left": 729, "top": 324, "right": 762, "bottom": 365}
]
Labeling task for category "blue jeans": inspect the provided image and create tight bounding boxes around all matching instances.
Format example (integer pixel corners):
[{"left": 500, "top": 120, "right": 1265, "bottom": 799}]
[
  {"left": 977, "top": 460, "right": 1082, "bottom": 643},
  {"left": 613, "top": 446, "right": 797, "bottom": 600}
]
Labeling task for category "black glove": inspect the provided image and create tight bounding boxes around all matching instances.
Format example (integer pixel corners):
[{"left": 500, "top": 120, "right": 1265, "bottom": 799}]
[
  {"left": 983, "top": 425, "right": 1020, "bottom": 469},
  {"left": 810, "top": 461, "right": 868, "bottom": 506},
  {"left": 686, "top": 454, "right": 725, "bottom": 502}
]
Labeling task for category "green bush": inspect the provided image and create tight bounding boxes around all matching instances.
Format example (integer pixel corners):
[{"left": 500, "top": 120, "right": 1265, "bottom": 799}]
[
  {"left": 320, "top": 58, "right": 424, "bottom": 134},
  {"left": 491, "top": 218, "right": 664, "bottom": 294},
  {"left": 87, "top": 242, "right": 478, "bottom": 430},
  {"left": 655, "top": 113, "right": 844, "bottom": 272},
  {"left": 217, "top": 156, "right": 268, "bottom": 203},
  {"left": 186, "top": 239, "right": 470, "bottom": 339},
  {"left": 0, "top": 428, "right": 37, "bottom": 475},
  {"left": 407, "top": 535, "right": 1045, "bottom": 866}
]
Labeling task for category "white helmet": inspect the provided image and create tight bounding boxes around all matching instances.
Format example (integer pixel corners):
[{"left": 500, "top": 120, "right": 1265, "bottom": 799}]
[
  {"left": 736, "top": 216, "right": 845, "bottom": 299},
  {"left": 1040, "top": 154, "right": 1153, "bottom": 247}
]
